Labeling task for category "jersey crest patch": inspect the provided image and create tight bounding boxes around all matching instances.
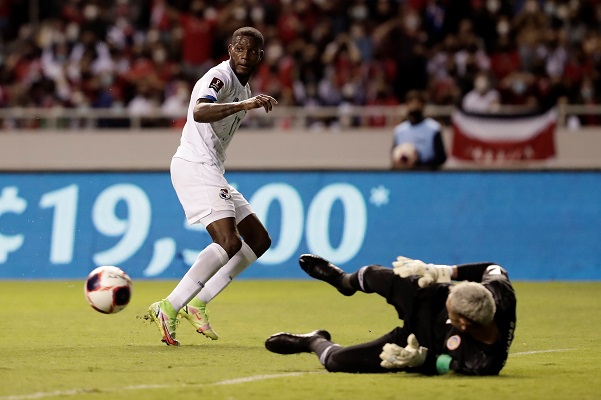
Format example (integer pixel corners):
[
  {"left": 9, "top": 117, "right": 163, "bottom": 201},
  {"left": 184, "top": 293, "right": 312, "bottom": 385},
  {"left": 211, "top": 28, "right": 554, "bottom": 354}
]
[
  {"left": 209, "top": 77, "right": 224, "bottom": 92},
  {"left": 219, "top": 188, "right": 232, "bottom": 200},
  {"left": 446, "top": 335, "right": 461, "bottom": 350}
]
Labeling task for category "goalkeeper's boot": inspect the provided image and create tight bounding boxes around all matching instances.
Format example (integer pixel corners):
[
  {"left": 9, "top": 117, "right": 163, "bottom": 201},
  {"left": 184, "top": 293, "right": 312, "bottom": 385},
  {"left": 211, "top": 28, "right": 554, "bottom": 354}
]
[
  {"left": 265, "top": 330, "right": 331, "bottom": 354},
  {"left": 299, "top": 254, "right": 356, "bottom": 296},
  {"left": 146, "top": 299, "right": 180, "bottom": 346},
  {"left": 179, "top": 299, "right": 219, "bottom": 340}
]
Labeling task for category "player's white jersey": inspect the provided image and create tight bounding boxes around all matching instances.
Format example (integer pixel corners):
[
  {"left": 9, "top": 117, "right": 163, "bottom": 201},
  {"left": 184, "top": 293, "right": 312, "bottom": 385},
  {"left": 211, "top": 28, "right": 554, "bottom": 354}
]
[{"left": 174, "top": 60, "right": 251, "bottom": 171}]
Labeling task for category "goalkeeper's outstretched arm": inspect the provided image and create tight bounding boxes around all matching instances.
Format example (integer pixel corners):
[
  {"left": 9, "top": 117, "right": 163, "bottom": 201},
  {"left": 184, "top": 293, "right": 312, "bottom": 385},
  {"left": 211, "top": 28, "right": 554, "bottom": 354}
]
[
  {"left": 454, "top": 262, "right": 499, "bottom": 283},
  {"left": 393, "top": 257, "right": 504, "bottom": 287}
]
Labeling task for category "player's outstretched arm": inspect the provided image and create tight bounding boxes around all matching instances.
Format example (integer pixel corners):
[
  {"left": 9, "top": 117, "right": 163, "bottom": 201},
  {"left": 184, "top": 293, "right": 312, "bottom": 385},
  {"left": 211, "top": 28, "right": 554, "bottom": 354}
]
[{"left": 194, "top": 95, "right": 278, "bottom": 123}]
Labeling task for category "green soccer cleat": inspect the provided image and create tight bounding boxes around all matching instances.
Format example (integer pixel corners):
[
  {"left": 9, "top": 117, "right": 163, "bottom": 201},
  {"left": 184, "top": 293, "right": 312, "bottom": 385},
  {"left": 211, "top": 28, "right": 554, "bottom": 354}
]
[
  {"left": 146, "top": 299, "right": 180, "bottom": 346},
  {"left": 179, "top": 301, "right": 219, "bottom": 340}
]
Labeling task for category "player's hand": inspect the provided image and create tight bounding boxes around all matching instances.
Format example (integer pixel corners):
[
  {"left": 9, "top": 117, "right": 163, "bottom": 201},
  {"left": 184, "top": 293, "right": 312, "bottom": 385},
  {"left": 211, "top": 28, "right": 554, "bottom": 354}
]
[
  {"left": 392, "top": 256, "right": 452, "bottom": 288},
  {"left": 247, "top": 94, "right": 278, "bottom": 113},
  {"left": 379, "top": 334, "right": 428, "bottom": 369}
]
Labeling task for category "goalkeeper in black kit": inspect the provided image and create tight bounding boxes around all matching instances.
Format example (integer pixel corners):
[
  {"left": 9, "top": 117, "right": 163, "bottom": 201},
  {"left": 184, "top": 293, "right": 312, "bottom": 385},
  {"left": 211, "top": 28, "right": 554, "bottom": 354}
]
[{"left": 265, "top": 254, "right": 516, "bottom": 376}]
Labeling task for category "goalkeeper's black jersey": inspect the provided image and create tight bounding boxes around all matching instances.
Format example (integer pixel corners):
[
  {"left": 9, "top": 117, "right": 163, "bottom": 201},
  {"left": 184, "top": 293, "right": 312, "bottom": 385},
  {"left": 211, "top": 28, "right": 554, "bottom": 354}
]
[
  {"left": 441, "top": 265, "right": 517, "bottom": 375},
  {"left": 412, "top": 265, "right": 516, "bottom": 375}
]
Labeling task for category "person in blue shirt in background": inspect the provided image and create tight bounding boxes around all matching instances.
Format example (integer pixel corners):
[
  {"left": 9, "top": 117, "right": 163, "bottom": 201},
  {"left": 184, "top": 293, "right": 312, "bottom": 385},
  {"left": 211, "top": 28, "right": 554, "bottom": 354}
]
[{"left": 392, "top": 90, "right": 447, "bottom": 170}]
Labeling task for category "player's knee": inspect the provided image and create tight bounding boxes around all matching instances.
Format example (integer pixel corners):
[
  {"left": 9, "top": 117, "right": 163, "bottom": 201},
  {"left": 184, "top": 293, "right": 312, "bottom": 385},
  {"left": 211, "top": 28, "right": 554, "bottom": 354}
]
[
  {"left": 216, "top": 235, "right": 242, "bottom": 258},
  {"left": 245, "top": 231, "right": 271, "bottom": 258},
  {"left": 254, "top": 233, "right": 271, "bottom": 257},
  {"left": 323, "top": 359, "right": 347, "bottom": 373},
  {"left": 322, "top": 350, "right": 362, "bottom": 373}
]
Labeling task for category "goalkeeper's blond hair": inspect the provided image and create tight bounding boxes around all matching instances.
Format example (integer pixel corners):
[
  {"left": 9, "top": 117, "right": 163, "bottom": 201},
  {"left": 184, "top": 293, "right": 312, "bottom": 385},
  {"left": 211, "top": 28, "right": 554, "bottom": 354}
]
[{"left": 448, "top": 282, "right": 496, "bottom": 325}]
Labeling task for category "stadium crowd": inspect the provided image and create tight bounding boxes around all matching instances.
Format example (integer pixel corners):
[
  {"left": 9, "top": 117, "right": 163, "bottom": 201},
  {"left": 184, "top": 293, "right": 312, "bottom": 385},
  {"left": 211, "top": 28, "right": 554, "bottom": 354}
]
[{"left": 0, "top": 0, "right": 600, "bottom": 128}]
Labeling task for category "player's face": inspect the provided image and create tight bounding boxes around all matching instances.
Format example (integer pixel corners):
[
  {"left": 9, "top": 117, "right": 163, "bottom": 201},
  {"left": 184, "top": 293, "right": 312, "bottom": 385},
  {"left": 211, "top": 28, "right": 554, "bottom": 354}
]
[{"left": 228, "top": 35, "right": 263, "bottom": 79}]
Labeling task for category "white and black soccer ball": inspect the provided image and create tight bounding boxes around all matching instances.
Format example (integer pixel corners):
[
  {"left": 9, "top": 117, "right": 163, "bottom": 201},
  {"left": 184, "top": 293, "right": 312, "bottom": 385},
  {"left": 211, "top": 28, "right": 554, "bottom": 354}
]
[
  {"left": 392, "top": 143, "right": 419, "bottom": 169},
  {"left": 84, "top": 266, "right": 132, "bottom": 314}
]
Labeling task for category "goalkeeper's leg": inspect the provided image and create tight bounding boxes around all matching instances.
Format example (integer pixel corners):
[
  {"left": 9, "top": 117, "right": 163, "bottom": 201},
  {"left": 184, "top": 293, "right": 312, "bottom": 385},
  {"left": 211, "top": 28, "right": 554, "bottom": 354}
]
[
  {"left": 343, "top": 265, "right": 421, "bottom": 320},
  {"left": 314, "top": 327, "right": 408, "bottom": 373}
]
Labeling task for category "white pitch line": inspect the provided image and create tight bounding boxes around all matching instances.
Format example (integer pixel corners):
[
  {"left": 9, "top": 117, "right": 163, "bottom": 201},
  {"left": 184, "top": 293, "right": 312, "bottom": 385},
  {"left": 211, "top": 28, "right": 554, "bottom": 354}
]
[
  {"left": 511, "top": 348, "right": 576, "bottom": 356},
  {"left": 0, "top": 372, "right": 323, "bottom": 400},
  {"left": 0, "top": 389, "right": 94, "bottom": 400},
  {"left": 213, "top": 372, "right": 319, "bottom": 385}
]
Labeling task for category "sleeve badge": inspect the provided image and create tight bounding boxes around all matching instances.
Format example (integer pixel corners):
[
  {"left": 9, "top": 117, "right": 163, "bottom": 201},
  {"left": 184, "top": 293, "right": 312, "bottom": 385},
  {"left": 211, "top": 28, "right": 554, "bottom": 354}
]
[{"left": 209, "top": 77, "right": 224, "bottom": 92}]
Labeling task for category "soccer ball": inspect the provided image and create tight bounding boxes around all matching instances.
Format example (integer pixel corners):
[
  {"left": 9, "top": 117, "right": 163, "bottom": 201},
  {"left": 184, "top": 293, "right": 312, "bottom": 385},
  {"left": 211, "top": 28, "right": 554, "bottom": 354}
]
[
  {"left": 84, "top": 266, "right": 132, "bottom": 314},
  {"left": 392, "top": 143, "right": 418, "bottom": 169}
]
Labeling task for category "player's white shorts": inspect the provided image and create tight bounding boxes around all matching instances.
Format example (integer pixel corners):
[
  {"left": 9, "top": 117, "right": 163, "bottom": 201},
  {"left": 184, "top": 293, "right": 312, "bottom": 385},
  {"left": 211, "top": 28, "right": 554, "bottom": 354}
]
[{"left": 170, "top": 157, "right": 253, "bottom": 227}]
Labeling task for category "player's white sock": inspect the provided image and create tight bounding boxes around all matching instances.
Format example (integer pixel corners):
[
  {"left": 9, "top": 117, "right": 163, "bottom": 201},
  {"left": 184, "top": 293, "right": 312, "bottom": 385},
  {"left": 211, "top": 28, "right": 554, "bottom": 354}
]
[
  {"left": 196, "top": 241, "right": 257, "bottom": 304},
  {"left": 167, "top": 242, "right": 229, "bottom": 311}
]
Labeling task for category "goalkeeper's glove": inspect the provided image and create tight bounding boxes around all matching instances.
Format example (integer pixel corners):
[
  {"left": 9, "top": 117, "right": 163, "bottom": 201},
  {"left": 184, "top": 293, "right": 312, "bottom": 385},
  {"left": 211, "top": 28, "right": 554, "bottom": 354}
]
[
  {"left": 392, "top": 256, "right": 453, "bottom": 288},
  {"left": 379, "top": 333, "right": 428, "bottom": 369}
]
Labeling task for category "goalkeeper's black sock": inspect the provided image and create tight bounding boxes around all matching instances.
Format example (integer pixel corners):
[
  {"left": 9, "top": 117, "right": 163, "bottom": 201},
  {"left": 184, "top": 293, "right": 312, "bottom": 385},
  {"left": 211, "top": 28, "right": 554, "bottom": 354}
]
[
  {"left": 339, "top": 274, "right": 355, "bottom": 293},
  {"left": 345, "top": 265, "right": 388, "bottom": 293},
  {"left": 347, "top": 270, "right": 367, "bottom": 292},
  {"left": 310, "top": 337, "right": 333, "bottom": 355}
]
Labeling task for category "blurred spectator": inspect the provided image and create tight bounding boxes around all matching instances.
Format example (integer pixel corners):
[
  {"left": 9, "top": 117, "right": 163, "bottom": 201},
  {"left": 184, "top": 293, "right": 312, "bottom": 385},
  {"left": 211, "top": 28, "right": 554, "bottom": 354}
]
[
  {"left": 498, "top": 70, "right": 537, "bottom": 108},
  {"left": 161, "top": 79, "right": 189, "bottom": 129},
  {"left": 391, "top": 90, "right": 446, "bottom": 170},
  {"left": 462, "top": 71, "right": 500, "bottom": 113},
  {"left": 489, "top": 27, "right": 521, "bottom": 82},
  {"left": 127, "top": 80, "right": 163, "bottom": 127},
  {"left": 571, "top": 75, "right": 600, "bottom": 126},
  {"left": 179, "top": 0, "right": 217, "bottom": 80},
  {"left": 514, "top": 0, "right": 548, "bottom": 72},
  {"left": 364, "top": 83, "right": 399, "bottom": 127},
  {"left": 373, "top": 6, "right": 429, "bottom": 101}
]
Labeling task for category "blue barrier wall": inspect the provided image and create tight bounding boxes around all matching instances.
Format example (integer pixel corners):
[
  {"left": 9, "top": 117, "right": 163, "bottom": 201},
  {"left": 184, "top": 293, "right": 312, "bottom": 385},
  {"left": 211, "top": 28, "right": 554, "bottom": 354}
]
[{"left": 0, "top": 171, "right": 599, "bottom": 280}]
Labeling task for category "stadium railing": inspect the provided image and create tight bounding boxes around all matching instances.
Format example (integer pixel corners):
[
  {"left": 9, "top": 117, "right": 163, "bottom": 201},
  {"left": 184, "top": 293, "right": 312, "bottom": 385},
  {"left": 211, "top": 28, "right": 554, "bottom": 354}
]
[{"left": 0, "top": 104, "right": 598, "bottom": 130}]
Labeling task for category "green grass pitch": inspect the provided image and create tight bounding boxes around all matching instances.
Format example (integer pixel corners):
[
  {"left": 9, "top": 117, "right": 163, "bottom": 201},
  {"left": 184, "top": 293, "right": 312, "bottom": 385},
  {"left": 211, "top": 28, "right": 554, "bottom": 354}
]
[{"left": 1, "top": 279, "right": 600, "bottom": 400}]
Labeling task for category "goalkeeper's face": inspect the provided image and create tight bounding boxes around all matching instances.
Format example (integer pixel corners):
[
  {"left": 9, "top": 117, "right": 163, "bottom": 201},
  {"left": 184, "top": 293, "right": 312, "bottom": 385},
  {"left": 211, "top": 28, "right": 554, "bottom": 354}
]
[{"left": 446, "top": 298, "right": 468, "bottom": 331}]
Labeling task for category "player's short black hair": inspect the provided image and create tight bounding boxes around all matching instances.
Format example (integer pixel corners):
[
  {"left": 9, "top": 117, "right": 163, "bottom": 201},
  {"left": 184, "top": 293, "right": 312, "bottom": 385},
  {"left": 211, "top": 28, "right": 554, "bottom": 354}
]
[{"left": 232, "top": 27, "right": 264, "bottom": 48}]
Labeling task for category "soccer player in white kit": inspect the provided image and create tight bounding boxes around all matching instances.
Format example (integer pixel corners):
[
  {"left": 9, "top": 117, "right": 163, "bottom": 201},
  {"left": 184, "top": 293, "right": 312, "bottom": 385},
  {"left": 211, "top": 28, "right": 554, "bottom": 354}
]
[{"left": 147, "top": 27, "right": 278, "bottom": 346}]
